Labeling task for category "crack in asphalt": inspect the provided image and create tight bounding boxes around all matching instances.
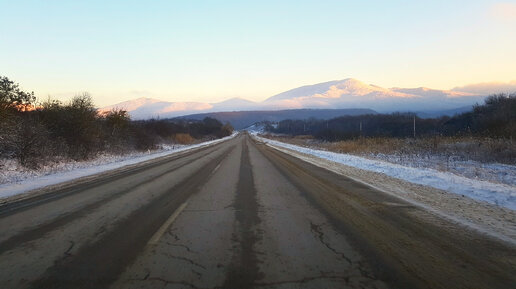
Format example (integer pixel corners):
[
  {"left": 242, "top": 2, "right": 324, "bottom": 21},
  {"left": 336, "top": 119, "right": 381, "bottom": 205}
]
[
  {"left": 253, "top": 274, "right": 351, "bottom": 286},
  {"left": 253, "top": 267, "right": 384, "bottom": 287},
  {"left": 64, "top": 240, "right": 74, "bottom": 257},
  {"left": 126, "top": 276, "right": 207, "bottom": 289},
  {"left": 191, "top": 268, "right": 202, "bottom": 279},
  {"left": 141, "top": 277, "right": 206, "bottom": 289},
  {"left": 356, "top": 261, "right": 377, "bottom": 280},
  {"left": 167, "top": 230, "right": 180, "bottom": 242},
  {"left": 163, "top": 253, "right": 207, "bottom": 270},
  {"left": 309, "top": 221, "right": 353, "bottom": 265},
  {"left": 167, "top": 243, "right": 197, "bottom": 253}
]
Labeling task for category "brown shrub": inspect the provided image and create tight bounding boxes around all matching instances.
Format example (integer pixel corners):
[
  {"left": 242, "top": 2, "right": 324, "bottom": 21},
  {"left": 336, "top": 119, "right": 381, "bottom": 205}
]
[{"left": 173, "top": 133, "right": 195, "bottom": 144}]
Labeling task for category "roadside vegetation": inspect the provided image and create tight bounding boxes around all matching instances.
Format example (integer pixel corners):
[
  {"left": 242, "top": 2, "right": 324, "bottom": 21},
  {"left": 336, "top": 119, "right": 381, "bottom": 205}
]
[
  {"left": 264, "top": 93, "right": 516, "bottom": 165},
  {"left": 0, "top": 76, "right": 233, "bottom": 169}
]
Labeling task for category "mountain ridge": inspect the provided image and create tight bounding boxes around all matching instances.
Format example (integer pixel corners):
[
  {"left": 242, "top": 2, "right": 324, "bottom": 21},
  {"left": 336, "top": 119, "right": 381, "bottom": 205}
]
[{"left": 99, "top": 78, "right": 493, "bottom": 119}]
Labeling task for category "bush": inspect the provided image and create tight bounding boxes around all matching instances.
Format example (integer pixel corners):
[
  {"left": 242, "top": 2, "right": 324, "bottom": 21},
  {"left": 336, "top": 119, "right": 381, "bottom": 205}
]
[
  {"left": 12, "top": 118, "right": 53, "bottom": 168},
  {"left": 219, "top": 122, "right": 234, "bottom": 138},
  {"left": 103, "top": 108, "right": 131, "bottom": 153},
  {"left": 38, "top": 93, "right": 103, "bottom": 160},
  {"left": 173, "top": 133, "right": 195, "bottom": 144}
]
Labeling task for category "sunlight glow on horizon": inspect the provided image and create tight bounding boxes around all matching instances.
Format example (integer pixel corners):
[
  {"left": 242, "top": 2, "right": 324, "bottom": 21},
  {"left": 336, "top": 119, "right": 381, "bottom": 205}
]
[{"left": 1, "top": 0, "right": 516, "bottom": 106}]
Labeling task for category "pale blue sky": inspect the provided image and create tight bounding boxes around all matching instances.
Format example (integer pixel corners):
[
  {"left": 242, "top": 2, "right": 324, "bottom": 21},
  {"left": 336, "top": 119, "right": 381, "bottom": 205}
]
[{"left": 1, "top": 0, "right": 515, "bottom": 106}]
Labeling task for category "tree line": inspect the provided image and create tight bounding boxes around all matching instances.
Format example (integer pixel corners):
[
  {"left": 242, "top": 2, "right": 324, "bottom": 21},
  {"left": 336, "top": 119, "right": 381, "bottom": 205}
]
[
  {"left": 0, "top": 76, "right": 233, "bottom": 168},
  {"left": 267, "top": 93, "right": 516, "bottom": 141}
]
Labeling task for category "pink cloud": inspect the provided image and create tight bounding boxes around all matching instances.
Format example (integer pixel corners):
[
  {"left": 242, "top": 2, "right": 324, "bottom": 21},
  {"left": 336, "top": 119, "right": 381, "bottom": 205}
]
[{"left": 491, "top": 2, "right": 516, "bottom": 22}]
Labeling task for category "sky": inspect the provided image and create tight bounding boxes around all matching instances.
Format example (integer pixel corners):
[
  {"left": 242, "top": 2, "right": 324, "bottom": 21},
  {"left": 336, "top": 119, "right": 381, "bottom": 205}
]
[{"left": 1, "top": 0, "right": 516, "bottom": 106}]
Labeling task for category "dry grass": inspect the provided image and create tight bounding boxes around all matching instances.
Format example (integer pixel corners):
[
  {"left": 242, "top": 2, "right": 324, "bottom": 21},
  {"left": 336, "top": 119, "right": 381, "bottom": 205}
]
[
  {"left": 261, "top": 134, "right": 516, "bottom": 165},
  {"left": 172, "top": 133, "right": 195, "bottom": 144}
]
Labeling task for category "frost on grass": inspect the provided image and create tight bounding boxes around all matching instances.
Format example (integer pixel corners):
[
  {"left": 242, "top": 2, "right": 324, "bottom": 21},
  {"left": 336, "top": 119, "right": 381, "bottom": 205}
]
[{"left": 0, "top": 148, "right": 180, "bottom": 185}]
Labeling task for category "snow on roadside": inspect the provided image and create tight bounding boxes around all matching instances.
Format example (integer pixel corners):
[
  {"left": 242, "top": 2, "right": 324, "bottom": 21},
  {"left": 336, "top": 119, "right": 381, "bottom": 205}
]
[
  {"left": 367, "top": 153, "right": 516, "bottom": 187},
  {"left": 253, "top": 135, "right": 516, "bottom": 210},
  {"left": 0, "top": 133, "right": 237, "bottom": 200}
]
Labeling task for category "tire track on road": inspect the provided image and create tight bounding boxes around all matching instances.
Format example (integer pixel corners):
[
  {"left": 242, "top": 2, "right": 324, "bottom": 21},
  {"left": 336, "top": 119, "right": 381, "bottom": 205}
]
[
  {"left": 222, "top": 137, "right": 263, "bottom": 289},
  {"left": 29, "top": 145, "right": 236, "bottom": 289},
  {"left": 0, "top": 144, "right": 222, "bottom": 217},
  {"left": 0, "top": 146, "right": 219, "bottom": 254}
]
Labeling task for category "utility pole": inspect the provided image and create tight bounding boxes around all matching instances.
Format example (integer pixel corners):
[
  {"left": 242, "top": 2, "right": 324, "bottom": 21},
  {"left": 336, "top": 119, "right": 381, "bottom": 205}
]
[{"left": 359, "top": 121, "right": 362, "bottom": 135}]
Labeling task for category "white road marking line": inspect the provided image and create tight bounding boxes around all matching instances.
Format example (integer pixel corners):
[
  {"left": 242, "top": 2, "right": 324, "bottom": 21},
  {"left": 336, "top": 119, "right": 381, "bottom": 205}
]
[{"left": 148, "top": 202, "right": 188, "bottom": 246}]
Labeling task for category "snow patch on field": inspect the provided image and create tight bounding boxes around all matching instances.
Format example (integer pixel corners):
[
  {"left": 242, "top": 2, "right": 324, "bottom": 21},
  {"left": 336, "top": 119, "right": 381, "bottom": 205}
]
[
  {"left": 253, "top": 135, "right": 516, "bottom": 210},
  {"left": 0, "top": 133, "right": 237, "bottom": 200}
]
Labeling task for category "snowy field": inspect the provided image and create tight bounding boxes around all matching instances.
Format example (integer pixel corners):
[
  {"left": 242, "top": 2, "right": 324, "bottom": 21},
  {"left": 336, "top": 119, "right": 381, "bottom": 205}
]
[
  {"left": 365, "top": 153, "right": 516, "bottom": 187},
  {"left": 0, "top": 133, "right": 237, "bottom": 200},
  {"left": 252, "top": 134, "right": 516, "bottom": 211}
]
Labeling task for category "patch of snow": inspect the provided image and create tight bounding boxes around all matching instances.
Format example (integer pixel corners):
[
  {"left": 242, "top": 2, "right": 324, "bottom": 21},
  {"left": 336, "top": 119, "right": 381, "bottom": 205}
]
[
  {"left": 0, "top": 133, "right": 237, "bottom": 200},
  {"left": 253, "top": 135, "right": 516, "bottom": 210},
  {"left": 245, "top": 123, "right": 266, "bottom": 134}
]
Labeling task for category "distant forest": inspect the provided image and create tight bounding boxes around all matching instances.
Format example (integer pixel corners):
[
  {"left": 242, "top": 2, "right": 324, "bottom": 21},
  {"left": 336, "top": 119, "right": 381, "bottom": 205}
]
[
  {"left": 0, "top": 76, "right": 233, "bottom": 168},
  {"left": 266, "top": 93, "right": 516, "bottom": 141}
]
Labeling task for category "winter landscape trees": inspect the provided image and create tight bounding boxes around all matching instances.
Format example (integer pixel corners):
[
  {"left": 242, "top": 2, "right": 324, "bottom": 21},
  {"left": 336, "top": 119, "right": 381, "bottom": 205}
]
[
  {"left": 269, "top": 93, "right": 516, "bottom": 140},
  {"left": 263, "top": 93, "right": 516, "bottom": 165},
  {"left": 0, "top": 76, "right": 233, "bottom": 168}
]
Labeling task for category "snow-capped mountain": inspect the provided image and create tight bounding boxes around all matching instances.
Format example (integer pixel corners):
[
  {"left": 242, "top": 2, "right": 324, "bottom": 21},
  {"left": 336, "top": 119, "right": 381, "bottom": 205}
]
[
  {"left": 99, "top": 78, "right": 492, "bottom": 119},
  {"left": 266, "top": 78, "right": 412, "bottom": 102},
  {"left": 263, "top": 78, "right": 484, "bottom": 111},
  {"left": 210, "top": 97, "right": 257, "bottom": 111},
  {"left": 100, "top": 97, "right": 257, "bottom": 119},
  {"left": 99, "top": 98, "right": 213, "bottom": 119},
  {"left": 100, "top": 97, "right": 163, "bottom": 112}
]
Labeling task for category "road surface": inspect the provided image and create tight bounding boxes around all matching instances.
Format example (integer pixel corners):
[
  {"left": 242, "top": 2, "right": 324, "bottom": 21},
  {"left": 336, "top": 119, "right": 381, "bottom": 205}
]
[{"left": 0, "top": 133, "right": 514, "bottom": 289}]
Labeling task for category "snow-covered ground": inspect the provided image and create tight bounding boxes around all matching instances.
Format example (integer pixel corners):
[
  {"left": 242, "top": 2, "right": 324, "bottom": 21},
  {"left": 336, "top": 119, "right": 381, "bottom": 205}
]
[
  {"left": 0, "top": 133, "right": 237, "bottom": 200},
  {"left": 366, "top": 153, "right": 516, "bottom": 187},
  {"left": 252, "top": 134, "right": 516, "bottom": 211}
]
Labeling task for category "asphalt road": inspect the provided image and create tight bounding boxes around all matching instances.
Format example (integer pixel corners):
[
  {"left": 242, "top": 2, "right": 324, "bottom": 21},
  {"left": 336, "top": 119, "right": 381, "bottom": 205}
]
[{"left": 0, "top": 133, "right": 514, "bottom": 289}]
